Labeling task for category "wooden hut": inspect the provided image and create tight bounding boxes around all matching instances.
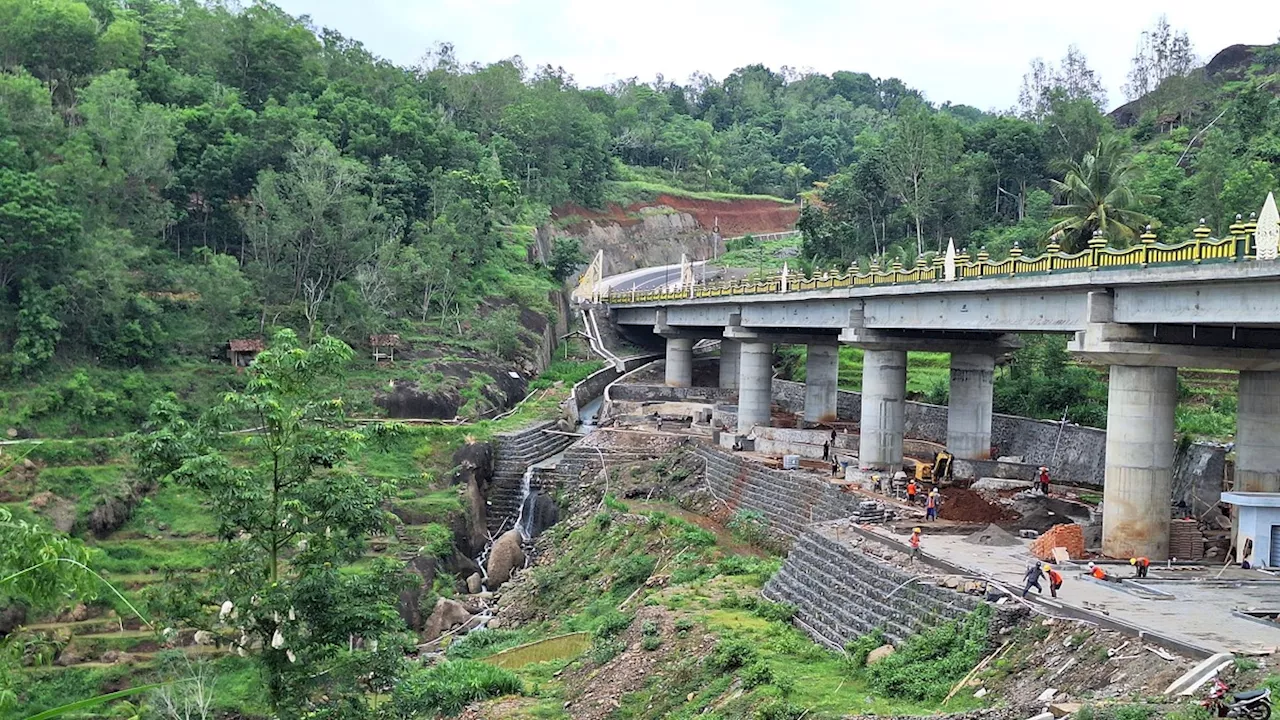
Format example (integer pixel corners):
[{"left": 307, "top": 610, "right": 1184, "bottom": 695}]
[
  {"left": 228, "top": 338, "right": 265, "bottom": 368},
  {"left": 370, "top": 334, "right": 401, "bottom": 362}
]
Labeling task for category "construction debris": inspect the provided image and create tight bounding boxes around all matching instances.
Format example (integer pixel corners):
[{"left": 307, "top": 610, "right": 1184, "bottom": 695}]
[{"left": 1030, "top": 524, "right": 1084, "bottom": 560}]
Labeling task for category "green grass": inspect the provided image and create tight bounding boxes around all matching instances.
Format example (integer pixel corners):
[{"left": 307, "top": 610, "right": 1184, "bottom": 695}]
[
  {"left": 602, "top": 177, "right": 792, "bottom": 208},
  {"left": 712, "top": 236, "right": 804, "bottom": 272},
  {"left": 119, "top": 484, "right": 217, "bottom": 537},
  {"left": 779, "top": 346, "right": 950, "bottom": 400},
  {"left": 92, "top": 539, "right": 213, "bottom": 575}
]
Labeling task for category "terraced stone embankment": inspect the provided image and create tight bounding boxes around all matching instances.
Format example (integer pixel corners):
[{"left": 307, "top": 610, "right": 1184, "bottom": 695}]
[
  {"left": 696, "top": 445, "right": 862, "bottom": 542},
  {"left": 762, "top": 528, "right": 980, "bottom": 649}
]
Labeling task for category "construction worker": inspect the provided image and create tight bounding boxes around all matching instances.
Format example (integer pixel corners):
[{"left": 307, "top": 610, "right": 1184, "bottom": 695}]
[
  {"left": 1038, "top": 466, "right": 1051, "bottom": 495},
  {"left": 1045, "top": 564, "right": 1064, "bottom": 598},
  {"left": 906, "top": 479, "right": 918, "bottom": 505},
  {"left": 822, "top": 441, "right": 830, "bottom": 461},
  {"left": 1129, "top": 556, "right": 1150, "bottom": 579},
  {"left": 1021, "top": 562, "right": 1044, "bottom": 597},
  {"left": 909, "top": 527, "right": 921, "bottom": 561},
  {"left": 1087, "top": 562, "right": 1119, "bottom": 583},
  {"left": 925, "top": 488, "right": 940, "bottom": 521}
]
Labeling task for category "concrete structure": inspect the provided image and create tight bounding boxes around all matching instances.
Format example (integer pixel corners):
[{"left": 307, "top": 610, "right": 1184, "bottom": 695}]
[
  {"left": 609, "top": 259, "right": 1280, "bottom": 559},
  {"left": 858, "top": 350, "right": 906, "bottom": 471},
  {"left": 1222, "top": 492, "right": 1280, "bottom": 567},
  {"left": 1235, "top": 371, "right": 1280, "bottom": 494},
  {"left": 947, "top": 353, "right": 995, "bottom": 460},
  {"left": 738, "top": 341, "right": 773, "bottom": 432},
  {"left": 664, "top": 337, "right": 693, "bottom": 387},
  {"left": 719, "top": 339, "right": 741, "bottom": 390},
  {"left": 1101, "top": 366, "right": 1178, "bottom": 560},
  {"left": 803, "top": 342, "right": 839, "bottom": 424}
]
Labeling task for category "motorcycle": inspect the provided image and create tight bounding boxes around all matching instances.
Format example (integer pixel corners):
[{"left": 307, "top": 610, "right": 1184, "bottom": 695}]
[{"left": 1201, "top": 679, "right": 1272, "bottom": 719}]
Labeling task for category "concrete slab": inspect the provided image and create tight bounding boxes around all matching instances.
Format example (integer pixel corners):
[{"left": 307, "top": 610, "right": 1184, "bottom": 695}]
[{"left": 866, "top": 525, "right": 1280, "bottom": 656}]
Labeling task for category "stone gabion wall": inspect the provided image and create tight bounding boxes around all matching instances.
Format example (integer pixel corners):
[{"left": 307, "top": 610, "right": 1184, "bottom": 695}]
[
  {"left": 696, "top": 445, "right": 862, "bottom": 541},
  {"left": 763, "top": 529, "right": 981, "bottom": 648}
]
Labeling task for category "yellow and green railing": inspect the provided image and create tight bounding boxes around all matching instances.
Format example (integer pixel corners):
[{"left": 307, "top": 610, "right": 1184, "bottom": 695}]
[{"left": 605, "top": 219, "right": 1256, "bottom": 305}]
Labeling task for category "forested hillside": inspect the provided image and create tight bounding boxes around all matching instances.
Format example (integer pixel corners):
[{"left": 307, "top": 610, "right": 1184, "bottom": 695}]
[{"left": 2, "top": 1, "right": 1272, "bottom": 385}]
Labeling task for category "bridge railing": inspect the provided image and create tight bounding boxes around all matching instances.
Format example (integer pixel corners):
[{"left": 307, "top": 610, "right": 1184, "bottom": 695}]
[{"left": 605, "top": 223, "right": 1251, "bottom": 304}]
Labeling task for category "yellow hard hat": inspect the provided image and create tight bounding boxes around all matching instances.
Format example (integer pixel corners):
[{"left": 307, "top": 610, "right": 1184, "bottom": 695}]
[
  {"left": 912, "top": 527, "right": 921, "bottom": 533},
  {"left": 1129, "top": 558, "right": 1137, "bottom": 565},
  {"left": 1042, "top": 564, "right": 1052, "bottom": 572}
]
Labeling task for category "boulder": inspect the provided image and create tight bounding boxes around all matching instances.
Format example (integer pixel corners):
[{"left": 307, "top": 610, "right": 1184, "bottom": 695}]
[
  {"left": 485, "top": 529, "right": 525, "bottom": 590},
  {"left": 0, "top": 604, "right": 27, "bottom": 636},
  {"left": 866, "top": 644, "right": 896, "bottom": 665},
  {"left": 396, "top": 554, "right": 438, "bottom": 632},
  {"left": 423, "top": 597, "right": 474, "bottom": 641},
  {"left": 525, "top": 491, "right": 560, "bottom": 539},
  {"left": 466, "top": 573, "right": 483, "bottom": 594}
]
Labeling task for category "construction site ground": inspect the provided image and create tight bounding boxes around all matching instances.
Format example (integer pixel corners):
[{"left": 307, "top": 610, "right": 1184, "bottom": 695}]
[{"left": 883, "top": 522, "right": 1280, "bottom": 657}]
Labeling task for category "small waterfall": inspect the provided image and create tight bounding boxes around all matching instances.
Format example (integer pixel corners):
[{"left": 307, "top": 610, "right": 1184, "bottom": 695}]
[{"left": 514, "top": 466, "right": 536, "bottom": 541}]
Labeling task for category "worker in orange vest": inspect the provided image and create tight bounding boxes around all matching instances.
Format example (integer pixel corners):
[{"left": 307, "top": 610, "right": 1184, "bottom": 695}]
[
  {"left": 906, "top": 480, "right": 918, "bottom": 505},
  {"left": 1045, "top": 564, "right": 1063, "bottom": 598},
  {"left": 925, "top": 488, "right": 939, "bottom": 521},
  {"left": 908, "top": 527, "right": 921, "bottom": 562},
  {"left": 1086, "top": 562, "right": 1119, "bottom": 582},
  {"left": 1129, "top": 556, "right": 1150, "bottom": 578}
]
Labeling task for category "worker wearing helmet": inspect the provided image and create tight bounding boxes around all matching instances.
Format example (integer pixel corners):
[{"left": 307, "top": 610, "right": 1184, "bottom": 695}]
[
  {"left": 1021, "top": 561, "right": 1045, "bottom": 597},
  {"left": 1129, "top": 556, "right": 1150, "bottom": 579},
  {"left": 1045, "top": 564, "right": 1064, "bottom": 598},
  {"left": 1087, "top": 562, "right": 1118, "bottom": 583},
  {"left": 908, "top": 527, "right": 922, "bottom": 562}
]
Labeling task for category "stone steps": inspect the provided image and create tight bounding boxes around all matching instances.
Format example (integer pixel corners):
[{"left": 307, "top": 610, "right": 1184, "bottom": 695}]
[{"left": 486, "top": 422, "right": 577, "bottom": 533}]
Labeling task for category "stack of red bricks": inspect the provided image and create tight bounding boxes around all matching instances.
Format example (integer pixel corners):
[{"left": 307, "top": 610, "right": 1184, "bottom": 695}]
[
  {"left": 1168, "top": 518, "right": 1204, "bottom": 560},
  {"left": 1030, "top": 523, "right": 1085, "bottom": 561}
]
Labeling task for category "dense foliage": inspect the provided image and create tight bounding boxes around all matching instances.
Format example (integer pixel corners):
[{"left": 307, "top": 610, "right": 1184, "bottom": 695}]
[{"left": 798, "top": 21, "right": 1280, "bottom": 266}]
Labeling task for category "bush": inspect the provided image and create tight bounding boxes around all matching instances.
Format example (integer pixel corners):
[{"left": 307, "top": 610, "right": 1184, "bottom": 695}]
[
  {"left": 591, "top": 609, "right": 634, "bottom": 639},
  {"left": 419, "top": 522, "right": 455, "bottom": 559},
  {"left": 727, "top": 509, "right": 769, "bottom": 545},
  {"left": 391, "top": 660, "right": 521, "bottom": 717},
  {"left": 641, "top": 635, "right": 662, "bottom": 651},
  {"left": 864, "top": 605, "right": 990, "bottom": 702},
  {"left": 613, "top": 554, "right": 656, "bottom": 588},
  {"left": 756, "top": 698, "right": 805, "bottom": 720},
  {"left": 843, "top": 629, "right": 887, "bottom": 670},
  {"left": 708, "top": 636, "right": 757, "bottom": 672},
  {"left": 741, "top": 660, "right": 774, "bottom": 689},
  {"left": 587, "top": 636, "right": 624, "bottom": 665},
  {"left": 751, "top": 600, "right": 797, "bottom": 624},
  {"left": 444, "top": 629, "right": 527, "bottom": 660}
]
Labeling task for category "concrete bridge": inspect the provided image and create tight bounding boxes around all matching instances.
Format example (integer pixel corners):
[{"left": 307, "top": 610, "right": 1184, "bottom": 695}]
[{"left": 598, "top": 223, "right": 1280, "bottom": 561}]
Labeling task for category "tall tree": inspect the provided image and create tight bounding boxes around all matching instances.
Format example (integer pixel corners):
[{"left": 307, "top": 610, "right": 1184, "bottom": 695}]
[
  {"left": 1123, "top": 15, "right": 1197, "bottom": 102},
  {"left": 134, "top": 330, "right": 407, "bottom": 713},
  {"left": 1018, "top": 46, "right": 1107, "bottom": 121},
  {"left": 1048, "top": 136, "right": 1156, "bottom": 248}
]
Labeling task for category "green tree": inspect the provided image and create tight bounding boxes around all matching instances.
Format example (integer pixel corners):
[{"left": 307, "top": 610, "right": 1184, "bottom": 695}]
[
  {"left": 134, "top": 330, "right": 409, "bottom": 713},
  {"left": 1048, "top": 136, "right": 1156, "bottom": 249},
  {"left": 550, "top": 236, "right": 586, "bottom": 282},
  {"left": 0, "top": 0, "right": 98, "bottom": 98},
  {"left": 0, "top": 168, "right": 80, "bottom": 292}
]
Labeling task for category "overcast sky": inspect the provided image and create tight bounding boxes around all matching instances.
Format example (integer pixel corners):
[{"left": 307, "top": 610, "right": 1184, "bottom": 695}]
[{"left": 273, "top": 0, "right": 1280, "bottom": 112}]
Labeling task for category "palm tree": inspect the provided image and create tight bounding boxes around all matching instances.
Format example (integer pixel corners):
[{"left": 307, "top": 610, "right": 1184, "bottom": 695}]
[
  {"left": 1048, "top": 136, "right": 1156, "bottom": 250},
  {"left": 691, "top": 146, "right": 722, "bottom": 190},
  {"left": 783, "top": 162, "right": 811, "bottom": 198}
]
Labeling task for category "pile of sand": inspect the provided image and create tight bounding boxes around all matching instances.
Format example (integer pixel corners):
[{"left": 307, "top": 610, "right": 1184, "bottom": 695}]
[{"left": 964, "top": 523, "right": 1021, "bottom": 547}]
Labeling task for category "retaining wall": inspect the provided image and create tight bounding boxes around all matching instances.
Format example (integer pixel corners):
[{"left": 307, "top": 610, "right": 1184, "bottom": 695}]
[
  {"left": 763, "top": 529, "right": 981, "bottom": 648},
  {"left": 626, "top": 379, "right": 1224, "bottom": 511},
  {"left": 488, "top": 421, "right": 578, "bottom": 533}
]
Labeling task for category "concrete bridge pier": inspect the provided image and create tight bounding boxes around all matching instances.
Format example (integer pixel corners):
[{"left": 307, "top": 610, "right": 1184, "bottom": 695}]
[
  {"left": 947, "top": 353, "right": 995, "bottom": 460},
  {"left": 664, "top": 337, "right": 694, "bottom": 387},
  {"left": 737, "top": 341, "right": 774, "bottom": 432},
  {"left": 859, "top": 349, "right": 907, "bottom": 471},
  {"left": 1102, "top": 365, "right": 1178, "bottom": 560},
  {"left": 719, "top": 339, "right": 741, "bottom": 390},
  {"left": 1235, "top": 370, "right": 1280, "bottom": 494},
  {"left": 803, "top": 341, "right": 840, "bottom": 425}
]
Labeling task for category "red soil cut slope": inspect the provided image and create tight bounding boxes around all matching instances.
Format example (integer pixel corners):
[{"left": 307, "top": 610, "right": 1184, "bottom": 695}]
[{"left": 553, "top": 194, "right": 799, "bottom": 237}]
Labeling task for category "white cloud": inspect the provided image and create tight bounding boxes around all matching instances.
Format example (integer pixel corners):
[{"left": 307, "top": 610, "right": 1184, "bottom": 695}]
[{"left": 277, "top": 0, "right": 1280, "bottom": 110}]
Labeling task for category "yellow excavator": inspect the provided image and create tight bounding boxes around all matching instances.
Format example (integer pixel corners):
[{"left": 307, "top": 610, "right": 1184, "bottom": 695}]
[{"left": 912, "top": 450, "right": 954, "bottom": 484}]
